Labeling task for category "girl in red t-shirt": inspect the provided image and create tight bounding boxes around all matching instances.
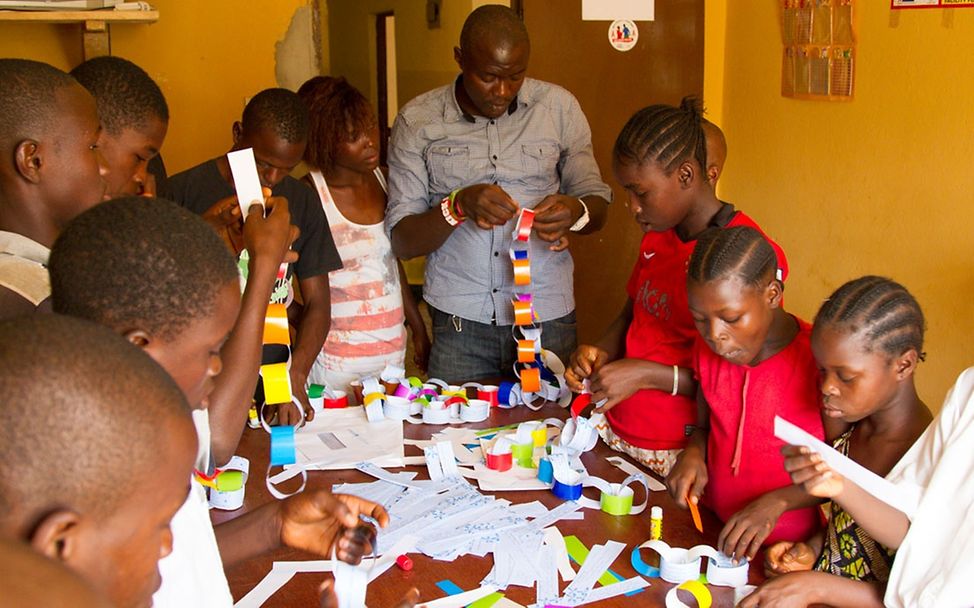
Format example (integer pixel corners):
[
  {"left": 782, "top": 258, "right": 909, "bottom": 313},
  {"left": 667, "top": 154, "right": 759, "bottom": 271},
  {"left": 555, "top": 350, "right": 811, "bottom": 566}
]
[
  {"left": 564, "top": 97, "right": 787, "bottom": 478},
  {"left": 667, "top": 225, "right": 836, "bottom": 562}
]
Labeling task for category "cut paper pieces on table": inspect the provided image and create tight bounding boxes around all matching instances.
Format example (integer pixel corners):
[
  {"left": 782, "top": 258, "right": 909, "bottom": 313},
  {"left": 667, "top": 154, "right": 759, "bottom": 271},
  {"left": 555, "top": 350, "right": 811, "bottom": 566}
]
[
  {"left": 269, "top": 408, "right": 404, "bottom": 483},
  {"left": 774, "top": 416, "right": 921, "bottom": 517}
]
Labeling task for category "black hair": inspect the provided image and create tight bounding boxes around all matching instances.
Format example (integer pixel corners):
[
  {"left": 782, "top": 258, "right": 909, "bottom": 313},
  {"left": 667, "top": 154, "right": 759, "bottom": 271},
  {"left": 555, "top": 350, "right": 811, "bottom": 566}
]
[
  {"left": 0, "top": 59, "right": 77, "bottom": 151},
  {"left": 814, "top": 276, "right": 926, "bottom": 360},
  {"left": 241, "top": 88, "right": 309, "bottom": 144},
  {"left": 0, "top": 314, "right": 191, "bottom": 520},
  {"left": 70, "top": 55, "right": 169, "bottom": 135},
  {"left": 459, "top": 4, "right": 529, "bottom": 52},
  {"left": 688, "top": 225, "right": 777, "bottom": 288},
  {"left": 614, "top": 96, "right": 708, "bottom": 175},
  {"left": 298, "top": 75, "right": 375, "bottom": 172},
  {"left": 49, "top": 197, "right": 239, "bottom": 341}
]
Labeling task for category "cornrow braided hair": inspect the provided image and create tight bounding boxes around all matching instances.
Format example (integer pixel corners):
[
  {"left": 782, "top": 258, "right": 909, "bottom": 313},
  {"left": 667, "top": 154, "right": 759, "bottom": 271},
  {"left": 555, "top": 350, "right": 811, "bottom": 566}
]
[
  {"left": 613, "top": 95, "right": 708, "bottom": 175},
  {"left": 297, "top": 75, "right": 375, "bottom": 173},
  {"left": 814, "top": 276, "right": 926, "bottom": 361},
  {"left": 688, "top": 225, "right": 777, "bottom": 288}
]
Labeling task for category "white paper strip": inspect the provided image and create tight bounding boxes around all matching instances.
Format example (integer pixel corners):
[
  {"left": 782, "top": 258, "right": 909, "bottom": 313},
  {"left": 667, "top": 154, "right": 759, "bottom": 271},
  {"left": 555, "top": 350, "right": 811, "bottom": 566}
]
[
  {"left": 232, "top": 566, "right": 295, "bottom": 608},
  {"left": 774, "top": 416, "right": 920, "bottom": 517},
  {"left": 227, "top": 148, "right": 265, "bottom": 219},
  {"left": 605, "top": 455, "right": 666, "bottom": 492},
  {"left": 542, "top": 526, "right": 576, "bottom": 582},
  {"left": 578, "top": 576, "right": 649, "bottom": 604}
]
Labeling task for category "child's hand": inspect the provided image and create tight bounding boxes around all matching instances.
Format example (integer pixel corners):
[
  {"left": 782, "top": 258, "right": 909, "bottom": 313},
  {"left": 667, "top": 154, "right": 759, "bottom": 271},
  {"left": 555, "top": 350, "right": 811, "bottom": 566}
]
[
  {"left": 566, "top": 345, "right": 609, "bottom": 391},
  {"left": 280, "top": 491, "right": 389, "bottom": 564},
  {"left": 244, "top": 196, "right": 300, "bottom": 267},
  {"left": 782, "top": 445, "right": 845, "bottom": 498},
  {"left": 319, "top": 581, "right": 419, "bottom": 608},
  {"left": 665, "top": 447, "right": 708, "bottom": 510},
  {"left": 281, "top": 372, "right": 314, "bottom": 425},
  {"left": 764, "top": 541, "right": 817, "bottom": 577},
  {"left": 718, "top": 494, "right": 786, "bottom": 562},
  {"left": 738, "top": 571, "right": 825, "bottom": 608},
  {"left": 201, "top": 194, "right": 246, "bottom": 254},
  {"left": 588, "top": 358, "right": 655, "bottom": 412},
  {"left": 411, "top": 329, "right": 431, "bottom": 373},
  {"left": 454, "top": 184, "right": 519, "bottom": 230}
]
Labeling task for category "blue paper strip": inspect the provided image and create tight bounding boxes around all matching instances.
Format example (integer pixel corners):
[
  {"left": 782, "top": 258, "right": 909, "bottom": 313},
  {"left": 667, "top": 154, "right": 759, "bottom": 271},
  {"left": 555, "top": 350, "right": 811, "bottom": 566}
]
[
  {"left": 269, "top": 425, "right": 296, "bottom": 466},
  {"left": 436, "top": 579, "right": 464, "bottom": 596}
]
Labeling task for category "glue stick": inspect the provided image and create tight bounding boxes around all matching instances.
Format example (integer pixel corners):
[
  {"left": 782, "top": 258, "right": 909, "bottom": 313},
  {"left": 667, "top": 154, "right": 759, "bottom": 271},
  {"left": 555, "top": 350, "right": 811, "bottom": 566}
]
[
  {"left": 649, "top": 506, "right": 663, "bottom": 569},
  {"left": 650, "top": 506, "right": 663, "bottom": 540}
]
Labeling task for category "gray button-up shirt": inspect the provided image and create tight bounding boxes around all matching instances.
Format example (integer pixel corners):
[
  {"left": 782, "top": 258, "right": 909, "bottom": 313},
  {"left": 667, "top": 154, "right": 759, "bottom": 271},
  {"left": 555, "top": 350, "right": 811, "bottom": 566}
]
[{"left": 386, "top": 77, "right": 612, "bottom": 325}]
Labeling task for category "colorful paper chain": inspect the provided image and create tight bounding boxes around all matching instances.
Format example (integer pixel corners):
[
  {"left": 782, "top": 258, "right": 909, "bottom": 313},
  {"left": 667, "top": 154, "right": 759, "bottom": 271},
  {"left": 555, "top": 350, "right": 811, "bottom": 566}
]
[{"left": 510, "top": 209, "right": 545, "bottom": 395}]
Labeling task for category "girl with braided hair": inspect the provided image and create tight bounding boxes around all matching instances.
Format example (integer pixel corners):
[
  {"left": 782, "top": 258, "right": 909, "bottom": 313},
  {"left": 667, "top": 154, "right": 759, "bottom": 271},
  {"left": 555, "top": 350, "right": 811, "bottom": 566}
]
[
  {"left": 565, "top": 96, "right": 788, "bottom": 478},
  {"left": 743, "top": 277, "right": 931, "bottom": 608},
  {"left": 667, "top": 225, "right": 838, "bottom": 563}
]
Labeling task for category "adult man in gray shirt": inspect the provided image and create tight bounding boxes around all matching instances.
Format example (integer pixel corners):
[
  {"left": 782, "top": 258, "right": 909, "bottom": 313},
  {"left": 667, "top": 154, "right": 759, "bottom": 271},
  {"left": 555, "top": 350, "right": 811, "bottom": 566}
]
[{"left": 386, "top": 5, "right": 611, "bottom": 383}]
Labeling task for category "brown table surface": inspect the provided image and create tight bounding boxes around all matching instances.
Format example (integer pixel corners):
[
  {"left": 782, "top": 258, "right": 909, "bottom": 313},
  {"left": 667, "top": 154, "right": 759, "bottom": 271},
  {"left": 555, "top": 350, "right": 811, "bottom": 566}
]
[{"left": 216, "top": 401, "right": 766, "bottom": 607}]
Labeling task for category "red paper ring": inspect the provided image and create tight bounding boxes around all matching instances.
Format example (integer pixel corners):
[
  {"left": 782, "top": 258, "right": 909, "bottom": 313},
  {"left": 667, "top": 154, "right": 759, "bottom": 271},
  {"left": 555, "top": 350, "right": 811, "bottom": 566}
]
[
  {"left": 478, "top": 386, "right": 500, "bottom": 407},
  {"left": 485, "top": 451, "right": 513, "bottom": 472},
  {"left": 324, "top": 394, "right": 348, "bottom": 408}
]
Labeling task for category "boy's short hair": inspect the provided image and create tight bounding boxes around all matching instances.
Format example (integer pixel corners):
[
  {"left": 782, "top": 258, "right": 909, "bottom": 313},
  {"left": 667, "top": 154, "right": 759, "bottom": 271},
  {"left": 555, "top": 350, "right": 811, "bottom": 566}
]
[
  {"left": 0, "top": 314, "right": 190, "bottom": 520},
  {"left": 70, "top": 55, "right": 169, "bottom": 135},
  {"left": 49, "top": 196, "right": 239, "bottom": 341},
  {"left": 0, "top": 59, "right": 77, "bottom": 152},
  {"left": 241, "top": 87, "right": 309, "bottom": 144}
]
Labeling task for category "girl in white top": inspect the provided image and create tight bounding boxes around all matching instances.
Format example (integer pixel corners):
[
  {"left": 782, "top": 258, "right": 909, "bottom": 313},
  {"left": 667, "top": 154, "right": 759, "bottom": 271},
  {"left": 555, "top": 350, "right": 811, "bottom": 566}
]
[
  {"left": 781, "top": 366, "right": 974, "bottom": 608},
  {"left": 298, "top": 76, "right": 429, "bottom": 396}
]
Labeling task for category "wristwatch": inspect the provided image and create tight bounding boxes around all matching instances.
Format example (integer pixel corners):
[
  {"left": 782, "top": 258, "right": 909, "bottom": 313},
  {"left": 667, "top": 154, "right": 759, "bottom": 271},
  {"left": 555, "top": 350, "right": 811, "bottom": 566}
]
[{"left": 569, "top": 198, "right": 590, "bottom": 232}]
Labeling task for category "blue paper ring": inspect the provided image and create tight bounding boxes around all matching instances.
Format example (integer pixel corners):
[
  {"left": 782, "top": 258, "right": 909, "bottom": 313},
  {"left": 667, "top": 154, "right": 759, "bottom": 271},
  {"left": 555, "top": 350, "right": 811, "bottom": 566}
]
[
  {"left": 551, "top": 478, "right": 583, "bottom": 501},
  {"left": 537, "top": 458, "right": 554, "bottom": 484},
  {"left": 498, "top": 381, "right": 515, "bottom": 405},
  {"left": 630, "top": 546, "right": 661, "bottom": 578}
]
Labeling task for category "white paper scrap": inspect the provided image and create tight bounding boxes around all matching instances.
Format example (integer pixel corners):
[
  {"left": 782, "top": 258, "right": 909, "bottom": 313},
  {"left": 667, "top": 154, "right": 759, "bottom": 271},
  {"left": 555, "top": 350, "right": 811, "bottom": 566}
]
[
  {"left": 227, "top": 148, "right": 264, "bottom": 219},
  {"left": 559, "top": 541, "right": 627, "bottom": 606},
  {"left": 578, "top": 576, "right": 649, "bottom": 604},
  {"left": 542, "top": 526, "right": 576, "bottom": 582},
  {"left": 606, "top": 456, "right": 666, "bottom": 492},
  {"left": 232, "top": 565, "right": 295, "bottom": 608},
  {"left": 774, "top": 416, "right": 920, "bottom": 517}
]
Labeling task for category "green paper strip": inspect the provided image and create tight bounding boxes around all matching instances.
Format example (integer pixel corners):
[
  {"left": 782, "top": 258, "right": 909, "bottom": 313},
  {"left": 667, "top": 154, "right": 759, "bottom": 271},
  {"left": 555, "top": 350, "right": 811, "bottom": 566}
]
[
  {"left": 474, "top": 423, "right": 521, "bottom": 437},
  {"left": 564, "top": 535, "right": 622, "bottom": 587},
  {"left": 215, "top": 470, "right": 244, "bottom": 492},
  {"left": 467, "top": 591, "right": 505, "bottom": 607}
]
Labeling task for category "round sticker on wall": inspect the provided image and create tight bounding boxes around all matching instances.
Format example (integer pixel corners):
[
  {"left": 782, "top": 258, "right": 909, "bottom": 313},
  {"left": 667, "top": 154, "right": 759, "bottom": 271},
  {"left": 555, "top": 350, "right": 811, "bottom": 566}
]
[{"left": 608, "top": 19, "right": 638, "bottom": 52}]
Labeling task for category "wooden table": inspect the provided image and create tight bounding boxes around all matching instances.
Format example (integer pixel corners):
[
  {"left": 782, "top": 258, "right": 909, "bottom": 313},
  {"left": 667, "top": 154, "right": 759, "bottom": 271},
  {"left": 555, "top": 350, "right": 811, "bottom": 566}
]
[{"left": 217, "top": 402, "right": 764, "bottom": 607}]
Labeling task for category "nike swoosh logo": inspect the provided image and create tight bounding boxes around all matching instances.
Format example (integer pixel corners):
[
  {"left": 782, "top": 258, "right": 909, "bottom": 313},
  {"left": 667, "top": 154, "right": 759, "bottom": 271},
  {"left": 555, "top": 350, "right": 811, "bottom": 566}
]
[{"left": 643, "top": 252, "right": 656, "bottom": 260}]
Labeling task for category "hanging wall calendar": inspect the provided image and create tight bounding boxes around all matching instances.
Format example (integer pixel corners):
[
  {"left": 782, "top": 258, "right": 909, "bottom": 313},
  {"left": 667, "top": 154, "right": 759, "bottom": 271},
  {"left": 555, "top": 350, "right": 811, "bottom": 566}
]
[{"left": 781, "top": 0, "right": 856, "bottom": 100}]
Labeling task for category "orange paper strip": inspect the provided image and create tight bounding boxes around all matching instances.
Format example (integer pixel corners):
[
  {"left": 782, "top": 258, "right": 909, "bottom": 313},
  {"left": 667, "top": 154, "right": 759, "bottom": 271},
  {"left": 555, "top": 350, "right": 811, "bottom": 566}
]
[
  {"left": 517, "top": 339, "right": 535, "bottom": 363},
  {"left": 687, "top": 494, "right": 704, "bottom": 533},
  {"left": 513, "top": 259, "right": 531, "bottom": 286},
  {"left": 263, "top": 303, "right": 290, "bottom": 345},
  {"left": 513, "top": 301, "right": 533, "bottom": 326},
  {"left": 521, "top": 367, "right": 541, "bottom": 393}
]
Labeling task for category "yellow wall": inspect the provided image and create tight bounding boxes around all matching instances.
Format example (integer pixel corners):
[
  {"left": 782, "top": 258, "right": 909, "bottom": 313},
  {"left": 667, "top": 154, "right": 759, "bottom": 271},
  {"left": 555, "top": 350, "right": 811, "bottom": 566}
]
[
  {"left": 712, "top": 2, "right": 974, "bottom": 408},
  {"left": 327, "top": 0, "right": 509, "bottom": 113},
  {"left": 0, "top": 0, "right": 319, "bottom": 174}
]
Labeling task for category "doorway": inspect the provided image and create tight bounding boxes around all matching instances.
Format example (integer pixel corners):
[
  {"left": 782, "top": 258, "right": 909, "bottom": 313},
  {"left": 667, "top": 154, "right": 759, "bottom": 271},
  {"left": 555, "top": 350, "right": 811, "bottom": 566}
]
[
  {"left": 375, "top": 10, "right": 398, "bottom": 166},
  {"left": 518, "top": 0, "right": 705, "bottom": 342}
]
